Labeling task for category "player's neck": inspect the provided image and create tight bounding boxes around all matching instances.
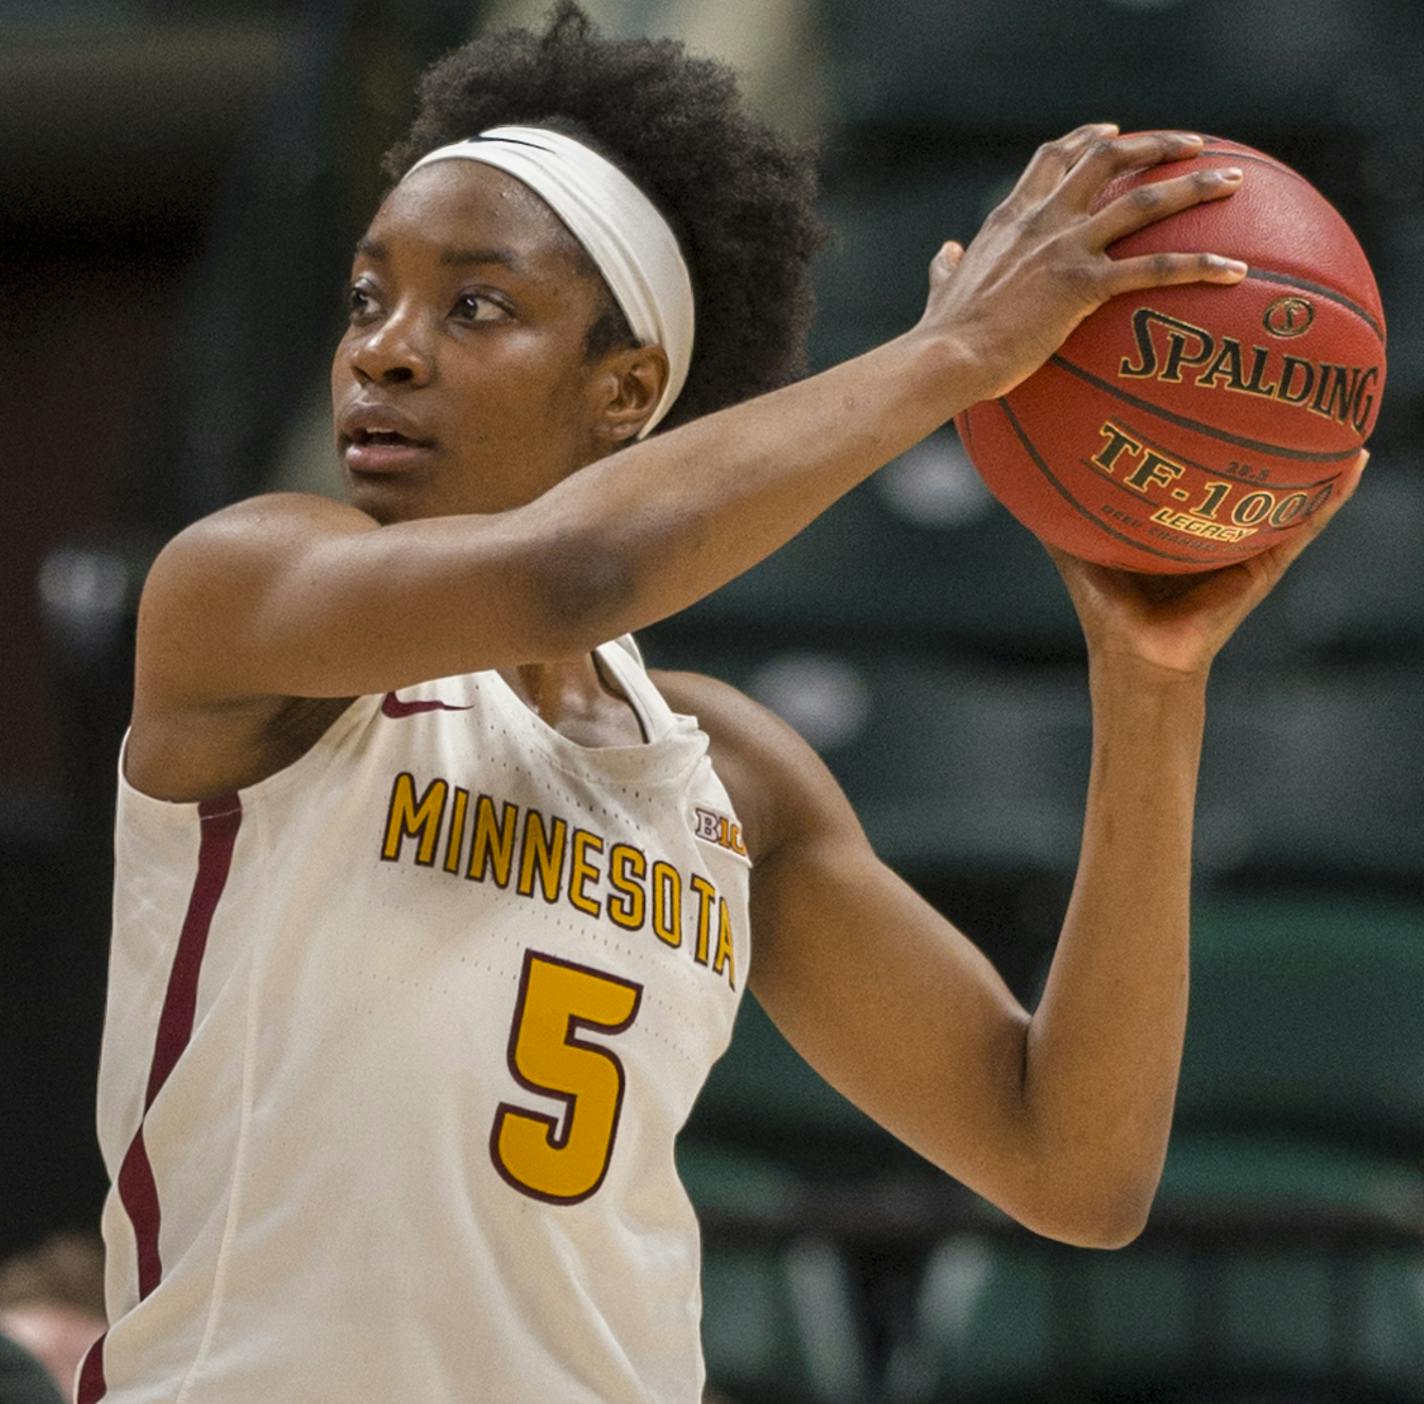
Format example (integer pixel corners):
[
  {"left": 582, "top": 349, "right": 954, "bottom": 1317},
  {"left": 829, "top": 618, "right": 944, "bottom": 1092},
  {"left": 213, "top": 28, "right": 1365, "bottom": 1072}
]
[{"left": 498, "top": 654, "right": 645, "bottom": 747}]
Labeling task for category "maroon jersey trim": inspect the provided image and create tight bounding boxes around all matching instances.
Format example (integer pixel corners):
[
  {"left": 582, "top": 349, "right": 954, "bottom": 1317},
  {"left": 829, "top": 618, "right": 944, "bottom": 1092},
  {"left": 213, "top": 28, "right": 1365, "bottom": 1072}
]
[{"left": 79, "top": 793, "right": 243, "bottom": 1402}]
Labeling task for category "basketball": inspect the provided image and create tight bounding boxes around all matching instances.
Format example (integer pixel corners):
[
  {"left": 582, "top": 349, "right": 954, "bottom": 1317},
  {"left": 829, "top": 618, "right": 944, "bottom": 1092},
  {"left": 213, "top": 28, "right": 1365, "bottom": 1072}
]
[{"left": 955, "top": 137, "right": 1386, "bottom": 573}]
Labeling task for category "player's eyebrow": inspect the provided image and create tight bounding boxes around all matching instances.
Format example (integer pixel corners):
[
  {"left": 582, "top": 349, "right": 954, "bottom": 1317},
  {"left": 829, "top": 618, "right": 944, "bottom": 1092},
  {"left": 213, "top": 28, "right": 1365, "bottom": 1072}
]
[
  {"left": 353, "top": 237, "right": 531, "bottom": 275},
  {"left": 438, "top": 246, "right": 530, "bottom": 273}
]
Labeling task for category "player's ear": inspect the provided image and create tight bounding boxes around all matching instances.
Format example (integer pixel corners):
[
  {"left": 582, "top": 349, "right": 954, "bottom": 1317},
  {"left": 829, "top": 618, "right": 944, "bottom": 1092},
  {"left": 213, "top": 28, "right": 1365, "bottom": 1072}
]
[{"left": 591, "top": 344, "right": 670, "bottom": 446}]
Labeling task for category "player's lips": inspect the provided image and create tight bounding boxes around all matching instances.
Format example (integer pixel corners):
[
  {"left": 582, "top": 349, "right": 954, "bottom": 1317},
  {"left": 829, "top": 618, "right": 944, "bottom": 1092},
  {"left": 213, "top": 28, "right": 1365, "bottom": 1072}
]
[
  {"left": 339, "top": 402, "right": 437, "bottom": 473},
  {"left": 344, "top": 436, "right": 436, "bottom": 473}
]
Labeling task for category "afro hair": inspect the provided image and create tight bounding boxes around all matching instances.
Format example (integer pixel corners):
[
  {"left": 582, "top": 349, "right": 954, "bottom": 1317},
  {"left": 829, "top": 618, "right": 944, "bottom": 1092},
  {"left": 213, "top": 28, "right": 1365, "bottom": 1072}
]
[{"left": 382, "top": 1, "right": 824, "bottom": 433}]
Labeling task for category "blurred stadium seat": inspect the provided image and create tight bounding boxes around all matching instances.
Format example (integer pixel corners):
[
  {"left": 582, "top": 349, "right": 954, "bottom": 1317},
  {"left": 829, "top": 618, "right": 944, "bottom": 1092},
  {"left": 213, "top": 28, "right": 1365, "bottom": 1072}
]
[
  {"left": 1176, "top": 892, "right": 1424, "bottom": 1155},
  {"left": 698, "top": 1235, "right": 870, "bottom": 1404},
  {"left": 1271, "top": 461, "right": 1424, "bottom": 659},
  {"left": 678, "top": 1139, "right": 809, "bottom": 1217},
  {"left": 893, "top": 1231, "right": 1191, "bottom": 1402},
  {"left": 1158, "top": 1137, "right": 1424, "bottom": 1395},
  {"left": 670, "top": 443, "right": 1424, "bottom": 677},
  {"left": 882, "top": 888, "right": 1424, "bottom": 1400},
  {"left": 679, "top": 1142, "right": 872, "bottom": 1403},
  {"left": 643, "top": 641, "right": 1094, "bottom": 877},
  {"left": 895, "top": 1211, "right": 1424, "bottom": 1403},
  {"left": 673, "top": 442, "right": 1083, "bottom": 660},
  {"left": 1162, "top": 1135, "right": 1424, "bottom": 1224},
  {"left": 891, "top": 1122, "right": 1424, "bottom": 1399},
  {"left": 679, "top": 1143, "right": 861, "bottom": 1402},
  {"left": 814, "top": 0, "right": 1420, "bottom": 137},
  {"left": 683, "top": 995, "right": 918, "bottom": 1181},
  {"left": 677, "top": 789, "right": 1424, "bottom": 1402},
  {"left": 807, "top": 162, "right": 1019, "bottom": 369},
  {"left": 1193, "top": 669, "right": 1424, "bottom": 884},
  {"left": 647, "top": 633, "right": 1422, "bottom": 889}
]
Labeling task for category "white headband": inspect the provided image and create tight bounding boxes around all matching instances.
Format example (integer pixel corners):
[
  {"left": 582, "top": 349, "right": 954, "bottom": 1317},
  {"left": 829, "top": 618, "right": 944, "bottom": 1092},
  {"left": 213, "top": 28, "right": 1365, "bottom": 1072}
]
[{"left": 405, "top": 126, "right": 695, "bottom": 438}]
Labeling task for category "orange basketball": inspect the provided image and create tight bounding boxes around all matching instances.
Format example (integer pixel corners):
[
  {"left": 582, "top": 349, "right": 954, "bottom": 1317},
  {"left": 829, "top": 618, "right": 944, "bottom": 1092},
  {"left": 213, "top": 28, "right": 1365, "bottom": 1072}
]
[{"left": 955, "top": 137, "right": 1386, "bottom": 573}]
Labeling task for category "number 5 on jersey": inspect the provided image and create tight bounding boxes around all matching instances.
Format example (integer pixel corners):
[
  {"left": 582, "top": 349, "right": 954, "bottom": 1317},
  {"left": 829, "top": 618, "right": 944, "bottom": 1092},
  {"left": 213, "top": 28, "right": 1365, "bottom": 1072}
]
[{"left": 490, "top": 950, "right": 644, "bottom": 1204}]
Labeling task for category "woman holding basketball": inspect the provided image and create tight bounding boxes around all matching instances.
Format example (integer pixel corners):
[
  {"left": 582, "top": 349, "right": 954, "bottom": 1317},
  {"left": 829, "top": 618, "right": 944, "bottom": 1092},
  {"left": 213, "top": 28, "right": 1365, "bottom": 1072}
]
[{"left": 84, "top": 6, "right": 1364, "bottom": 1402}]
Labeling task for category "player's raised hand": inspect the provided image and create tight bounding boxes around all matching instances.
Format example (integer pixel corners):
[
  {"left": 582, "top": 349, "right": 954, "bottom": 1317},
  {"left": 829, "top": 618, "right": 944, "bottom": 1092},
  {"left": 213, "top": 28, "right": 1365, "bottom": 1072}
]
[
  {"left": 1045, "top": 450, "right": 1369, "bottom": 680},
  {"left": 921, "top": 125, "right": 1248, "bottom": 404}
]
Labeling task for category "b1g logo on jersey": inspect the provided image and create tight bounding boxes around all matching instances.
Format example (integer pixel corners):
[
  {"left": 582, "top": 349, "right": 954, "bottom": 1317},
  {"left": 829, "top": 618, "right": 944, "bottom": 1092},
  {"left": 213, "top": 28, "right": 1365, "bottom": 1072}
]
[{"left": 691, "top": 806, "right": 749, "bottom": 861}]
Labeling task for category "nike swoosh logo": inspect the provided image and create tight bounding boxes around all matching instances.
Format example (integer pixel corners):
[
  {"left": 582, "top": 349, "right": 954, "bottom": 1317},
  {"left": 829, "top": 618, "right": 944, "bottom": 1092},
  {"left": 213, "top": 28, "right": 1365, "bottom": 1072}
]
[{"left": 381, "top": 692, "right": 474, "bottom": 718}]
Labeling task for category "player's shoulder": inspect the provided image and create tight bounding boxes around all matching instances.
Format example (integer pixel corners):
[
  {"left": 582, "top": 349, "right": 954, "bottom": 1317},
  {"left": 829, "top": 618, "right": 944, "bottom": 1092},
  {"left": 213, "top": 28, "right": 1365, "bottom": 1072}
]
[
  {"left": 143, "top": 492, "right": 376, "bottom": 628},
  {"left": 651, "top": 666, "right": 769, "bottom": 736},
  {"left": 136, "top": 493, "right": 378, "bottom": 705},
  {"left": 154, "top": 491, "right": 376, "bottom": 572},
  {"left": 651, "top": 667, "right": 862, "bottom": 865},
  {"left": 651, "top": 666, "right": 802, "bottom": 768}
]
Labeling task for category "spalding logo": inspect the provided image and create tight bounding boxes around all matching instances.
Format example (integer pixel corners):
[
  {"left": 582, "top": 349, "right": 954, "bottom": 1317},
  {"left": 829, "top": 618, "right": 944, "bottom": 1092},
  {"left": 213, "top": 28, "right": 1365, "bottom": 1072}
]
[
  {"left": 1119, "top": 306, "right": 1376, "bottom": 433},
  {"left": 1263, "top": 294, "right": 1315, "bottom": 338}
]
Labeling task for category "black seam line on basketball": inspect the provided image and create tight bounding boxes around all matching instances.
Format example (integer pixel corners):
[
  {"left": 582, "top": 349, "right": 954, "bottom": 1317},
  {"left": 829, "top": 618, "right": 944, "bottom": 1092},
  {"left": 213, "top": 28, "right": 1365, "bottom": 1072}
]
[
  {"left": 1191, "top": 148, "right": 1383, "bottom": 336},
  {"left": 1047, "top": 357, "right": 1363, "bottom": 462},
  {"left": 1199, "top": 148, "right": 1303, "bottom": 179},
  {"left": 998, "top": 400, "right": 1223, "bottom": 566},
  {"left": 1105, "top": 413, "right": 1339, "bottom": 493},
  {"left": 1244, "top": 269, "right": 1384, "bottom": 339}
]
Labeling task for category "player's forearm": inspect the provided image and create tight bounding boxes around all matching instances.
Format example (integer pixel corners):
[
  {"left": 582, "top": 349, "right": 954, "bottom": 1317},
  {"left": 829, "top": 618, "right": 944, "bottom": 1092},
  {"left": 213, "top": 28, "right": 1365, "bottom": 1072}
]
[
  {"left": 509, "top": 326, "right": 987, "bottom": 651},
  {"left": 309, "top": 327, "right": 980, "bottom": 689},
  {"left": 1019, "top": 658, "right": 1207, "bottom": 1246}
]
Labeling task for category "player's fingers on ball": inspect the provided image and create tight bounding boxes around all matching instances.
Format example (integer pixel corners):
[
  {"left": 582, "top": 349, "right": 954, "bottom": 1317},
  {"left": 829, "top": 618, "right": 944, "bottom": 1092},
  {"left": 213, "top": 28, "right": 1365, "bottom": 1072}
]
[
  {"left": 930, "top": 240, "right": 965, "bottom": 283},
  {"left": 1262, "top": 459, "right": 1367, "bottom": 574},
  {"left": 1264, "top": 512, "right": 1338, "bottom": 578},
  {"left": 1104, "top": 248, "right": 1248, "bottom": 297},
  {"left": 1089, "top": 164, "right": 1243, "bottom": 246},
  {"left": 1302, "top": 455, "right": 1368, "bottom": 532},
  {"left": 1306, "top": 450, "right": 1370, "bottom": 527},
  {"left": 1058, "top": 129, "right": 1204, "bottom": 207},
  {"left": 1010, "top": 123, "right": 1120, "bottom": 204},
  {"left": 1040, "top": 540, "right": 1078, "bottom": 585},
  {"left": 1040, "top": 540, "right": 1113, "bottom": 600}
]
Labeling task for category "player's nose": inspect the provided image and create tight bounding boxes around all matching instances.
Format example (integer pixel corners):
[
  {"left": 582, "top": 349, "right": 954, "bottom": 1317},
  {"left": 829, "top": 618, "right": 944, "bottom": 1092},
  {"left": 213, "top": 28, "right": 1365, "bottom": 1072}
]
[{"left": 350, "top": 303, "right": 435, "bottom": 387}]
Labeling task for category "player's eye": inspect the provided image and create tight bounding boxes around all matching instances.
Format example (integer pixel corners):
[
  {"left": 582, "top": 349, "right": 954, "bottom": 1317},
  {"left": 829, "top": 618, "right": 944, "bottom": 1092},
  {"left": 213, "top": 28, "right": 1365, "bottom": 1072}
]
[
  {"left": 452, "top": 290, "right": 512, "bottom": 323},
  {"left": 346, "top": 283, "right": 378, "bottom": 323}
]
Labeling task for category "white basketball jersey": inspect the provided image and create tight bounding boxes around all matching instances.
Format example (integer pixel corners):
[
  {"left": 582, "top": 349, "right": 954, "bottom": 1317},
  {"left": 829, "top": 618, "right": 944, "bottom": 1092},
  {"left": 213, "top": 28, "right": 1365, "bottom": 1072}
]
[{"left": 82, "top": 639, "right": 751, "bottom": 1404}]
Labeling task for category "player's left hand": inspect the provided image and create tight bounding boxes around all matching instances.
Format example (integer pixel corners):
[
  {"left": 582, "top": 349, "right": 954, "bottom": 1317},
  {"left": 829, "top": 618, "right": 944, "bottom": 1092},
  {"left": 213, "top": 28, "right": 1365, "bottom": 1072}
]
[{"left": 1046, "top": 450, "right": 1368, "bottom": 679}]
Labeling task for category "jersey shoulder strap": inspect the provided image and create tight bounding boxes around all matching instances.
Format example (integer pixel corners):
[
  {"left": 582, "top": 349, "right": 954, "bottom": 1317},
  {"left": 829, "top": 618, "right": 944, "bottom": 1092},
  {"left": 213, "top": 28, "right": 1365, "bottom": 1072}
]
[{"left": 595, "top": 635, "right": 678, "bottom": 743}]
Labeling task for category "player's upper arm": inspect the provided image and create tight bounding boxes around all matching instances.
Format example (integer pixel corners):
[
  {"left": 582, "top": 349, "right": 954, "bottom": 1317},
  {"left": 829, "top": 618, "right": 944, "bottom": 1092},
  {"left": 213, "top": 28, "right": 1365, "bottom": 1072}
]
[
  {"left": 136, "top": 492, "right": 616, "bottom": 704},
  {"left": 655, "top": 670, "right": 1043, "bottom": 1215}
]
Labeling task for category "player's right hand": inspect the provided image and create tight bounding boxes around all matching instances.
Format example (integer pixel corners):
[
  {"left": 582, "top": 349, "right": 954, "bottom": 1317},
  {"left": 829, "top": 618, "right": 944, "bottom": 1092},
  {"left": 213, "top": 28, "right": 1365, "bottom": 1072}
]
[{"left": 919, "top": 125, "right": 1247, "bottom": 406}]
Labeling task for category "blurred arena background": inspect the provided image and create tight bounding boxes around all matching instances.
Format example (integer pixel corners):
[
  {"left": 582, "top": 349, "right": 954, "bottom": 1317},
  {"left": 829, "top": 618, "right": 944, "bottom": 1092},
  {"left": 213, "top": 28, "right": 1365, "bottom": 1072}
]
[{"left": 3, "top": 1, "right": 1422, "bottom": 1400}]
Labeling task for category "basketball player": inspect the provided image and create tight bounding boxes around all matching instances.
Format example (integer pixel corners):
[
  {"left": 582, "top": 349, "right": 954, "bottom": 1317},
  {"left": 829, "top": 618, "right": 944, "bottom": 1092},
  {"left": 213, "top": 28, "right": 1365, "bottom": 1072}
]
[{"left": 82, "top": 5, "right": 1365, "bottom": 1402}]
